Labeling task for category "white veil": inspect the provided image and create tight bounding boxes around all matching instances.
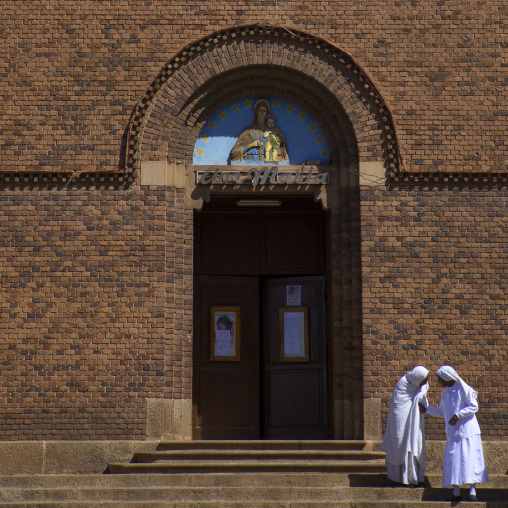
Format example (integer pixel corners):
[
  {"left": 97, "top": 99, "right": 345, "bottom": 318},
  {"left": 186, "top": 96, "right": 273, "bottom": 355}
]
[{"left": 380, "top": 366, "right": 429, "bottom": 466}]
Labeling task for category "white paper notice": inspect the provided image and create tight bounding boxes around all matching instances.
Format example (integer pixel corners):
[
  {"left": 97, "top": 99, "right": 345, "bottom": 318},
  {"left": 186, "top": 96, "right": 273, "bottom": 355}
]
[
  {"left": 215, "top": 329, "right": 232, "bottom": 356},
  {"left": 283, "top": 311, "right": 304, "bottom": 357},
  {"left": 286, "top": 285, "right": 301, "bottom": 306}
]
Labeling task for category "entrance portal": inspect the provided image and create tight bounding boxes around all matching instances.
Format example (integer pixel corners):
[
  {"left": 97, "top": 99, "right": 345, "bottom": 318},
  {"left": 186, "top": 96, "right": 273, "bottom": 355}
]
[{"left": 193, "top": 196, "right": 329, "bottom": 439}]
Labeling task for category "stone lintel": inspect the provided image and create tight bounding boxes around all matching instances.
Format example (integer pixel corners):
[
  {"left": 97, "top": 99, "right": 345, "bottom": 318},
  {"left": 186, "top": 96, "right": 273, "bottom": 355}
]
[{"left": 140, "top": 161, "right": 186, "bottom": 188}]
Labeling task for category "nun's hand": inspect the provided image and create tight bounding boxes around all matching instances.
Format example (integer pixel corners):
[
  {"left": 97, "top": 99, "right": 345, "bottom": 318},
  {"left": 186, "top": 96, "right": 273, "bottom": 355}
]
[
  {"left": 448, "top": 414, "right": 458, "bottom": 425},
  {"left": 418, "top": 403, "right": 427, "bottom": 414}
]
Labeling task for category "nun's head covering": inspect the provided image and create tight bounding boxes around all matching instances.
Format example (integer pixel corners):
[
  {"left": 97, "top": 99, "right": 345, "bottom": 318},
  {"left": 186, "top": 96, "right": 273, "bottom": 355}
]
[
  {"left": 437, "top": 365, "right": 478, "bottom": 402},
  {"left": 379, "top": 365, "right": 429, "bottom": 464},
  {"left": 406, "top": 366, "right": 429, "bottom": 388},
  {"left": 436, "top": 365, "right": 460, "bottom": 382}
]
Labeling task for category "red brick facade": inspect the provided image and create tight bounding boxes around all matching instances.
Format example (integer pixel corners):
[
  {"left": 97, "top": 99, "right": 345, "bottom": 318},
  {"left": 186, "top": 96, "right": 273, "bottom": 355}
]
[
  {"left": 0, "top": 2, "right": 507, "bottom": 442},
  {"left": 362, "top": 185, "right": 508, "bottom": 439}
]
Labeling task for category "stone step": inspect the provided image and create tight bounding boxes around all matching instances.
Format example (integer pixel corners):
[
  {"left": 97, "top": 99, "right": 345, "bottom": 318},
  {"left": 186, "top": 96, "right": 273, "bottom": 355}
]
[
  {"left": 1, "top": 485, "right": 506, "bottom": 502},
  {"left": 0, "top": 486, "right": 345, "bottom": 503},
  {"left": 350, "top": 504, "right": 508, "bottom": 508},
  {"left": 156, "top": 440, "right": 375, "bottom": 451},
  {"left": 0, "top": 473, "right": 506, "bottom": 507},
  {"left": 0, "top": 472, "right": 352, "bottom": 488},
  {"left": 345, "top": 486, "right": 508, "bottom": 502},
  {"left": 348, "top": 472, "right": 508, "bottom": 489},
  {"left": 0, "top": 502, "right": 507, "bottom": 508},
  {"left": 108, "top": 441, "right": 386, "bottom": 474},
  {"left": 0, "top": 503, "right": 350, "bottom": 508},
  {"left": 107, "top": 459, "right": 387, "bottom": 474},
  {"left": 349, "top": 504, "right": 508, "bottom": 508},
  {"left": 132, "top": 449, "right": 386, "bottom": 463},
  {"left": 108, "top": 440, "right": 386, "bottom": 474},
  {"left": 0, "top": 473, "right": 505, "bottom": 489},
  {"left": 1, "top": 486, "right": 506, "bottom": 504}
]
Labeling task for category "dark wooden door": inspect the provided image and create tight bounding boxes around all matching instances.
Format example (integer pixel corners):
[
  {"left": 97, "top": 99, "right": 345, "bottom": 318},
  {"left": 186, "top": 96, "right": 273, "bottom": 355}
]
[
  {"left": 262, "top": 276, "right": 328, "bottom": 439},
  {"left": 193, "top": 275, "right": 260, "bottom": 439},
  {"left": 193, "top": 197, "right": 328, "bottom": 440}
]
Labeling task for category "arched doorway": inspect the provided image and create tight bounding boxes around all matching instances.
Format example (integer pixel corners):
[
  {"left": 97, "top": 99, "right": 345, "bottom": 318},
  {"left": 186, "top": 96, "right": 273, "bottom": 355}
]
[{"left": 129, "top": 24, "right": 399, "bottom": 440}]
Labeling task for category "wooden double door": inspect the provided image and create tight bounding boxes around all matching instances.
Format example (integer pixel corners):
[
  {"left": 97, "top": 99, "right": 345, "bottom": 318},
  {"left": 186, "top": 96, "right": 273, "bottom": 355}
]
[{"left": 193, "top": 197, "right": 328, "bottom": 440}]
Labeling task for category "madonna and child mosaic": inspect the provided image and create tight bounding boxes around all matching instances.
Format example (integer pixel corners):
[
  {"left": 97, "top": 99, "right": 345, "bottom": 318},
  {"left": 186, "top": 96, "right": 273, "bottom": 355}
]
[{"left": 193, "top": 97, "right": 330, "bottom": 166}]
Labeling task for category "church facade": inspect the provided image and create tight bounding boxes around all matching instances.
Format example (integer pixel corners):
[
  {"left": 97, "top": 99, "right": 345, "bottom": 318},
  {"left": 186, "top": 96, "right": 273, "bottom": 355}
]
[{"left": 0, "top": 1, "right": 507, "bottom": 472}]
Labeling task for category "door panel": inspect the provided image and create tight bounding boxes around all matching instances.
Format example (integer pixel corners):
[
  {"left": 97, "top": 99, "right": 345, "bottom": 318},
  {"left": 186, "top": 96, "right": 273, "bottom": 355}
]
[
  {"left": 263, "top": 276, "right": 327, "bottom": 439},
  {"left": 262, "top": 212, "right": 325, "bottom": 272},
  {"left": 194, "top": 203, "right": 326, "bottom": 277},
  {"left": 195, "top": 211, "right": 259, "bottom": 274},
  {"left": 193, "top": 275, "right": 260, "bottom": 439},
  {"left": 198, "top": 370, "right": 254, "bottom": 426},
  {"left": 267, "top": 369, "right": 324, "bottom": 427}
]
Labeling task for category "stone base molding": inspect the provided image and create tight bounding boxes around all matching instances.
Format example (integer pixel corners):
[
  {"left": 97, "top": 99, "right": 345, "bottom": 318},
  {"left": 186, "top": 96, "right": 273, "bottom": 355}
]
[
  {"left": 145, "top": 398, "right": 193, "bottom": 441},
  {"left": 0, "top": 440, "right": 158, "bottom": 475}
]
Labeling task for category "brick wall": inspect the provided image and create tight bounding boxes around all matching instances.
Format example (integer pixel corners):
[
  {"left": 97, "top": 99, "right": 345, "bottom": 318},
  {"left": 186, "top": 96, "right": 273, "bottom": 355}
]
[
  {"left": 0, "top": 1, "right": 507, "bottom": 441},
  {"left": 361, "top": 183, "right": 508, "bottom": 440},
  {"left": 1, "top": 1, "right": 506, "bottom": 174},
  {"left": 0, "top": 182, "right": 167, "bottom": 439}
]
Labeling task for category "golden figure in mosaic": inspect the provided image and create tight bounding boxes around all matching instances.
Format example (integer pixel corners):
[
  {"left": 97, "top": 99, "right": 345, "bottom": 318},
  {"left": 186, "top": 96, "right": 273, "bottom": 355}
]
[
  {"left": 263, "top": 114, "right": 288, "bottom": 162},
  {"left": 230, "top": 100, "right": 289, "bottom": 164}
]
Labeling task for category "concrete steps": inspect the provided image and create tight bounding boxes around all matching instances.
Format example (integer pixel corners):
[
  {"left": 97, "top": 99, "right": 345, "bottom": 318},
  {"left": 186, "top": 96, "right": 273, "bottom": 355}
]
[
  {"left": 0, "top": 441, "right": 505, "bottom": 506},
  {"left": 107, "top": 440, "right": 387, "bottom": 474},
  {"left": 0, "top": 473, "right": 506, "bottom": 506},
  {"left": 346, "top": 473, "right": 508, "bottom": 507}
]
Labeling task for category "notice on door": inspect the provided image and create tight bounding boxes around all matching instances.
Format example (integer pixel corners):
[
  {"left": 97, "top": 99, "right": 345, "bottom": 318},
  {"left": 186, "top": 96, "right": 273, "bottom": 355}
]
[
  {"left": 284, "top": 312, "right": 304, "bottom": 356},
  {"left": 210, "top": 306, "right": 241, "bottom": 361},
  {"left": 286, "top": 285, "right": 301, "bottom": 306},
  {"left": 215, "top": 329, "right": 232, "bottom": 356},
  {"left": 279, "top": 307, "right": 309, "bottom": 362}
]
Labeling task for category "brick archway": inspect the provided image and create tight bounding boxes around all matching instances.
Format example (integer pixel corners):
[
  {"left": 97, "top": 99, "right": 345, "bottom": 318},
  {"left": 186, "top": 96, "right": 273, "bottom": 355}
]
[
  {"left": 131, "top": 24, "right": 399, "bottom": 439},
  {"left": 128, "top": 24, "right": 399, "bottom": 178}
]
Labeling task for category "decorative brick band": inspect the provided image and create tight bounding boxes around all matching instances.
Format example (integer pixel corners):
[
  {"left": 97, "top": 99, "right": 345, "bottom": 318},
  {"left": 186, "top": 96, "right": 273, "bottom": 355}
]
[{"left": 0, "top": 172, "right": 135, "bottom": 189}]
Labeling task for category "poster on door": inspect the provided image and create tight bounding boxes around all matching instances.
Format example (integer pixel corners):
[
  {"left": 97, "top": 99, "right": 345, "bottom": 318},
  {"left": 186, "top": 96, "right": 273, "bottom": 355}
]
[
  {"left": 279, "top": 306, "right": 309, "bottom": 362},
  {"left": 210, "top": 306, "right": 241, "bottom": 361}
]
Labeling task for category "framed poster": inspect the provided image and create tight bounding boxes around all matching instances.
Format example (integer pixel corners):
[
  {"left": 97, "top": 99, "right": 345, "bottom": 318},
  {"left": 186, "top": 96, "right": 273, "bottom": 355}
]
[
  {"left": 279, "top": 307, "right": 309, "bottom": 362},
  {"left": 210, "top": 306, "right": 241, "bottom": 361}
]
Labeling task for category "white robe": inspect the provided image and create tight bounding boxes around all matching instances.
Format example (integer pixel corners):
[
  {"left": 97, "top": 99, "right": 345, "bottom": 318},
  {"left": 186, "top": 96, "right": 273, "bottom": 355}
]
[
  {"left": 380, "top": 367, "right": 429, "bottom": 485},
  {"left": 427, "top": 368, "right": 488, "bottom": 488}
]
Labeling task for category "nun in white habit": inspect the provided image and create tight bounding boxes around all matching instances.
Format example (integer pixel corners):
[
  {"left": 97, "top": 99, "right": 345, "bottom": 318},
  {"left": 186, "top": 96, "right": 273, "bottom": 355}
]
[
  {"left": 423, "top": 365, "right": 488, "bottom": 502},
  {"left": 380, "top": 366, "right": 429, "bottom": 486}
]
